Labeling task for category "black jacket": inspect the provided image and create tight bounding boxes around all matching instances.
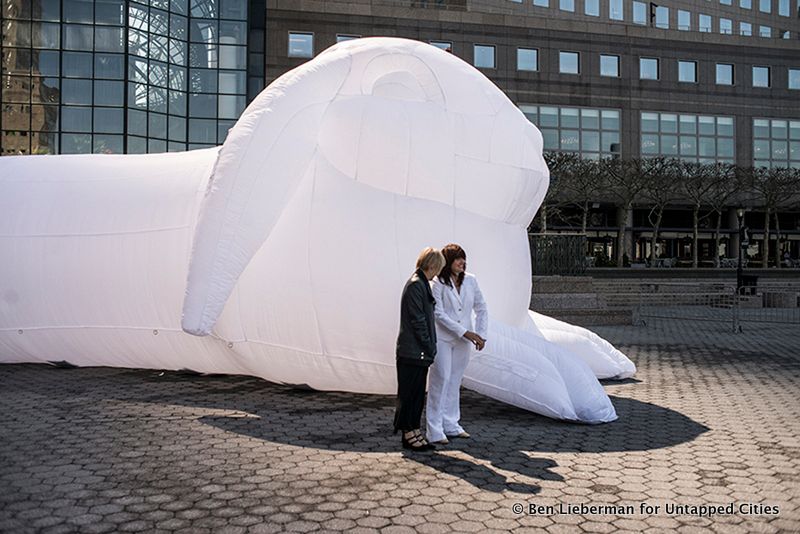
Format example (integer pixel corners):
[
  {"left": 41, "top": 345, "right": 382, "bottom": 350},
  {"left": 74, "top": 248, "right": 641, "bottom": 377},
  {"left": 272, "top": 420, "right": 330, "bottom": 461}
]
[{"left": 396, "top": 268, "right": 438, "bottom": 366}]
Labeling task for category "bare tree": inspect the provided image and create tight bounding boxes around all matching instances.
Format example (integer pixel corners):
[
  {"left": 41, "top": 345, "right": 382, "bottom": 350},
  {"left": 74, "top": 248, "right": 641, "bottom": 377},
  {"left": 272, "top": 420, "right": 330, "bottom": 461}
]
[
  {"left": 559, "top": 158, "right": 608, "bottom": 233},
  {"left": 641, "top": 158, "right": 683, "bottom": 264},
  {"left": 534, "top": 152, "right": 579, "bottom": 233},
  {"left": 605, "top": 157, "right": 666, "bottom": 266},
  {"left": 746, "top": 166, "right": 796, "bottom": 268},
  {"left": 681, "top": 162, "right": 737, "bottom": 267}
]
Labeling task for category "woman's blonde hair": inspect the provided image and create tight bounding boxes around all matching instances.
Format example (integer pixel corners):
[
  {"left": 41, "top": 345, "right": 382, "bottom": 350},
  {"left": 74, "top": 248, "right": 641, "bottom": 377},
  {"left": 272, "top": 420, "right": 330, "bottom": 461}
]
[{"left": 416, "top": 247, "right": 446, "bottom": 273}]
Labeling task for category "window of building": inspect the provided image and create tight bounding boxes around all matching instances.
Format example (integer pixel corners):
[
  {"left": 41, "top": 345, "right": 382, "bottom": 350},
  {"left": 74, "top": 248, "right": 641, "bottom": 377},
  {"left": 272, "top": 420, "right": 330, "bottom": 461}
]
[
  {"left": 600, "top": 55, "right": 620, "bottom": 77},
  {"left": 753, "top": 66, "right": 770, "bottom": 87},
  {"left": 642, "top": 112, "right": 735, "bottom": 163},
  {"left": 782, "top": 30, "right": 791, "bottom": 39},
  {"left": 679, "top": 60, "right": 697, "bottom": 83},
  {"left": 790, "top": 69, "right": 800, "bottom": 89},
  {"left": 336, "top": 34, "right": 360, "bottom": 43},
  {"left": 610, "top": 0, "right": 624, "bottom": 19},
  {"left": 520, "top": 104, "right": 621, "bottom": 158},
  {"left": 640, "top": 57, "right": 659, "bottom": 80},
  {"left": 288, "top": 32, "right": 313, "bottom": 58},
  {"left": 654, "top": 6, "right": 669, "bottom": 28},
  {"left": 585, "top": 0, "right": 600, "bottom": 16},
  {"left": 760, "top": 26, "right": 772, "bottom": 37},
  {"left": 720, "top": 18, "right": 733, "bottom": 34},
  {"left": 740, "top": 22, "right": 753, "bottom": 36},
  {"left": 716, "top": 63, "right": 734, "bottom": 85},
  {"left": 517, "top": 48, "right": 538, "bottom": 71},
  {"left": 753, "top": 118, "right": 800, "bottom": 168},
  {"left": 699, "top": 14, "right": 712, "bottom": 32},
  {"left": 633, "top": 1, "right": 647, "bottom": 24},
  {"left": 778, "top": 0, "right": 790, "bottom": 14},
  {"left": 678, "top": 10, "right": 691, "bottom": 30},
  {"left": 560, "top": 51, "right": 580, "bottom": 74},
  {"left": 759, "top": 0, "right": 771, "bottom": 12},
  {"left": 560, "top": 0, "right": 575, "bottom": 11},
  {"left": 721, "top": 0, "right": 732, "bottom": 4},
  {"left": 533, "top": 0, "right": 549, "bottom": 7},
  {"left": 474, "top": 45, "right": 495, "bottom": 68},
  {"left": 430, "top": 41, "right": 452, "bottom": 52},
  {"left": 740, "top": 0, "right": 752, "bottom": 8}
]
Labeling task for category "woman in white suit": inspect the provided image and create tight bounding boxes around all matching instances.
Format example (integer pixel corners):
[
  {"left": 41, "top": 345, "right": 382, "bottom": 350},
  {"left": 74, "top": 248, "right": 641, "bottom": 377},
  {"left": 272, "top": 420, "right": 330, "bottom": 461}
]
[{"left": 426, "top": 243, "right": 488, "bottom": 445}]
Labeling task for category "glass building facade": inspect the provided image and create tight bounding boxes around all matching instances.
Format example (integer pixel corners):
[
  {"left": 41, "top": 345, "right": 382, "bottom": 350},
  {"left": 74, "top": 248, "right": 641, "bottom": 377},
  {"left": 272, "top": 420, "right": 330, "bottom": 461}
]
[
  {"left": 520, "top": 104, "right": 621, "bottom": 159},
  {"left": 753, "top": 118, "right": 800, "bottom": 168},
  {"left": 1, "top": 0, "right": 262, "bottom": 156},
  {"left": 641, "top": 112, "right": 735, "bottom": 163}
]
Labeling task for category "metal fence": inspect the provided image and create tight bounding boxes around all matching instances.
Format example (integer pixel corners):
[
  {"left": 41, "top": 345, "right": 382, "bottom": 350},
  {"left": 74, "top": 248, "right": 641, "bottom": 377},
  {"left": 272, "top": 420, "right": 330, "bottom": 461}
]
[
  {"left": 529, "top": 233, "right": 588, "bottom": 276},
  {"left": 633, "top": 282, "right": 800, "bottom": 333}
]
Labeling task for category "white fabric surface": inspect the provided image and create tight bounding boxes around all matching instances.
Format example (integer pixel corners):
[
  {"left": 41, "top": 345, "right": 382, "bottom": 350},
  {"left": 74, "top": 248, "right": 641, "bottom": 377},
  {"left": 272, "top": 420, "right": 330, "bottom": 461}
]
[{"left": 0, "top": 37, "right": 635, "bottom": 423}]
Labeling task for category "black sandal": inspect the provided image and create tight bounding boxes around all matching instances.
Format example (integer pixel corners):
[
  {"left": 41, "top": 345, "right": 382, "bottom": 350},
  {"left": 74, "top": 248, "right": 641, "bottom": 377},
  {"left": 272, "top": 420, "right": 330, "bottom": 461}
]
[{"left": 402, "top": 430, "right": 435, "bottom": 451}]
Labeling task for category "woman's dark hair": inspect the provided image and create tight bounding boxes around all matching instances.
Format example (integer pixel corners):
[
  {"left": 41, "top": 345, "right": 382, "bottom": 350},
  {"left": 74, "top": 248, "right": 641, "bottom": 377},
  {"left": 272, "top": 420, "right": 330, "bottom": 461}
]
[{"left": 438, "top": 243, "right": 466, "bottom": 287}]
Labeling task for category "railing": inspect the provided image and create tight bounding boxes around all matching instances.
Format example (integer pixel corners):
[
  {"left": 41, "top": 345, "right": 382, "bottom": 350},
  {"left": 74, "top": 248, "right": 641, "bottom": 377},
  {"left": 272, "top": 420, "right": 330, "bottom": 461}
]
[
  {"left": 634, "top": 282, "right": 800, "bottom": 332},
  {"left": 529, "top": 233, "right": 588, "bottom": 276}
]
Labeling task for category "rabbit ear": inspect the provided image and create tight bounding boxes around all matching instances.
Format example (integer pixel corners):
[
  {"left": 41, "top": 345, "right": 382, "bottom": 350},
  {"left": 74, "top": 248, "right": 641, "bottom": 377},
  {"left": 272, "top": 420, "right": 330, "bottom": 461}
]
[{"left": 181, "top": 51, "right": 352, "bottom": 337}]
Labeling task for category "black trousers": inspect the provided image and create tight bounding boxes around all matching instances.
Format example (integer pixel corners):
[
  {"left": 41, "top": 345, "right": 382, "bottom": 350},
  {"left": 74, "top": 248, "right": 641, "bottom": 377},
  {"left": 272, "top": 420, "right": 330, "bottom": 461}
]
[{"left": 393, "top": 360, "right": 430, "bottom": 432}]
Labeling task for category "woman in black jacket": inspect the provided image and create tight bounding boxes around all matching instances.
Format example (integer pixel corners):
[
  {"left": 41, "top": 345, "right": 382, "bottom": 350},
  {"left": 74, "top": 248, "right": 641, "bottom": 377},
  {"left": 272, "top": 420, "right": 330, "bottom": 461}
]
[{"left": 394, "top": 247, "right": 446, "bottom": 451}]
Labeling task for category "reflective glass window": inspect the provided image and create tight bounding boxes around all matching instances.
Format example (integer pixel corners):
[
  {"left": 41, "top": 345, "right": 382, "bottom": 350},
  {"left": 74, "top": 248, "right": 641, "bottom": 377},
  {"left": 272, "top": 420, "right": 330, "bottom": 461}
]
[
  {"left": 474, "top": 45, "right": 495, "bottom": 69},
  {"left": 655, "top": 6, "right": 668, "bottom": 28},
  {"left": 517, "top": 48, "right": 538, "bottom": 71},
  {"left": 560, "top": 0, "right": 575, "bottom": 12},
  {"left": 716, "top": 64, "right": 734, "bottom": 85},
  {"left": 753, "top": 66, "right": 770, "bottom": 87},
  {"left": 95, "top": 54, "right": 124, "bottom": 79},
  {"left": 600, "top": 55, "right": 619, "bottom": 77},
  {"left": 62, "top": 79, "right": 92, "bottom": 105},
  {"left": 288, "top": 32, "right": 313, "bottom": 58},
  {"left": 679, "top": 61, "right": 697, "bottom": 83},
  {"left": 93, "top": 108, "right": 124, "bottom": 133},
  {"left": 678, "top": 10, "right": 691, "bottom": 30},
  {"left": 585, "top": 0, "right": 600, "bottom": 16},
  {"left": 32, "top": 23, "right": 60, "bottom": 48},
  {"left": 640, "top": 57, "right": 658, "bottom": 80},
  {"left": 95, "top": 80, "right": 124, "bottom": 106},
  {"left": 790, "top": 69, "right": 800, "bottom": 89},
  {"left": 759, "top": 0, "right": 770, "bottom": 12},
  {"left": 740, "top": 22, "right": 752, "bottom": 36},
  {"left": 559, "top": 51, "right": 579, "bottom": 74},
  {"left": 699, "top": 14, "right": 712, "bottom": 32},
  {"left": 720, "top": 18, "right": 733, "bottom": 34},
  {"left": 62, "top": 52, "right": 93, "bottom": 77},
  {"left": 632, "top": 1, "right": 647, "bottom": 24},
  {"left": 62, "top": 106, "right": 92, "bottom": 132},
  {"left": 610, "top": 0, "right": 623, "bottom": 19}
]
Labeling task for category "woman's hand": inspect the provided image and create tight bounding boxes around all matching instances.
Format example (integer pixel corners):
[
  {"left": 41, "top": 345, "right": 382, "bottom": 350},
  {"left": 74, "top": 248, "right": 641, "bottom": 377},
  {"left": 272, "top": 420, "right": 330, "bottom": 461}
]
[{"left": 464, "top": 331, "right": 486, "bottom": 351}]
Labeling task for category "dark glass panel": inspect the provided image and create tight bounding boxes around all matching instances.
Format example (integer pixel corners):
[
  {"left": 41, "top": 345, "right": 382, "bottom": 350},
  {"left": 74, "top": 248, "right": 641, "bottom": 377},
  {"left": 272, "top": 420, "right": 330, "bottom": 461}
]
[
  {"left": 61, "top": 106, "right": 92, "bottom": 132},
  {"left": 94, "top": 80, "right": 124, "bottom": 106},
  {"left": 61, "top": 78, "right": 92, "bottom": 105},
  {"left": 188, "top": 117, "right": 216, "bottom": 142},
  {"left": 95, "top": 53, "right": 124, "bottom": 79},
  {"left": 63, "top": 0, "right": 93, "bottom": 23},
  {"left": 93, "top": 108, "right": 124, "bottom": 133},
  {"left": 93, "top": 134, "right": 123, "bottom": 153},
  {"left": 62, "top": 52, "right": 92, "bottom": 77}
]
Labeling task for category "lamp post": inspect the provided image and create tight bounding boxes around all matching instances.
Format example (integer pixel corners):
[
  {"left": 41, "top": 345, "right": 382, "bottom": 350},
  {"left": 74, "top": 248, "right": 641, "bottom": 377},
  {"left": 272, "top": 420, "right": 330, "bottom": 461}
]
[{"left": 736, "top": 207, "right": 746, "bottom": 294}]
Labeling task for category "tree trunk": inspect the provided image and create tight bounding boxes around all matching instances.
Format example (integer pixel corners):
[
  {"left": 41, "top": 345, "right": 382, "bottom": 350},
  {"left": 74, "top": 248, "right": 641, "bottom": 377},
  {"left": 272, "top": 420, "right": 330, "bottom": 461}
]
[
  {"left": 713, "top": 211, "right": 722, "bottom": 268},
  {"left": 692, "top": 206, "right": 700, "bottom": 269},
  {"left": 581, "top": 200, "right": 588, "bottom": 234},
  {"left": 616, "top": 205, "right": 628, "bottom": 267},
  {"left": 762, "top": 208, "right": 770, "bottom": 268},
  {"left": 775, "top": 212, "right": 782, "bottom": 268},
  {"left": 541, "top": 204, "right": 548, "bottom": 233},
  {"left": 650, "top": 208, "right": 664, "bottom": 266}
]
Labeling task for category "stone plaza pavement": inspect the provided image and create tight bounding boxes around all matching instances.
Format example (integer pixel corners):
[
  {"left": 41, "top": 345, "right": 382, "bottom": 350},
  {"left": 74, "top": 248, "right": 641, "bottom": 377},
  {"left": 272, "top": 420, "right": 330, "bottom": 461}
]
[{"left": 1, "top": 321, "right": 799, "bottom": 534}]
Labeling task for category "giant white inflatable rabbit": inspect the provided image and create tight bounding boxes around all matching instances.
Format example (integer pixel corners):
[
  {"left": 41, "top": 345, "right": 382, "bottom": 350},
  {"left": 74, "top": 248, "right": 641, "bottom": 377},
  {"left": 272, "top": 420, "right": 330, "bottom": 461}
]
[{"left": 0, "top": 38, "right": 634, "bottom": 423}]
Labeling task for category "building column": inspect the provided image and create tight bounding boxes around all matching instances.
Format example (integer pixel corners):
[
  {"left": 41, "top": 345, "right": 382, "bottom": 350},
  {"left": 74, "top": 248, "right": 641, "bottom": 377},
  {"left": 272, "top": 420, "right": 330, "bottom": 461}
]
[{"left": 727, "top": 208, "right": 740, "bottom": 258}]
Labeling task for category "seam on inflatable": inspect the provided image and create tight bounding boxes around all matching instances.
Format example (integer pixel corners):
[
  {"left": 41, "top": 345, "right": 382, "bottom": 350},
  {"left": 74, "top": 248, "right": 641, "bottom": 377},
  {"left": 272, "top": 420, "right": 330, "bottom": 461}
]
[
  {"left": 305, "top": 154, "right": 326, "bottom": 356},
  {"left": 1, "top": 225, "right": 193, "bottom": 238}
]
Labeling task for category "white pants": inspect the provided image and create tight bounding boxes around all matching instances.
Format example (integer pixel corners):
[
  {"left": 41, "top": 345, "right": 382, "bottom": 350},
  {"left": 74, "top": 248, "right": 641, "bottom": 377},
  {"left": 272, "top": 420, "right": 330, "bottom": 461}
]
[{"left": 426, "top": 338, "right": 472, "bottom": 442}]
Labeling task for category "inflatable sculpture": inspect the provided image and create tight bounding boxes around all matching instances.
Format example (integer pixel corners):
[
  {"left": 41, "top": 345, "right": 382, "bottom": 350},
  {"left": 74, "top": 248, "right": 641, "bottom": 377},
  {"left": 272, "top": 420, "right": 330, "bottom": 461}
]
[{"left": 0, "top": 38, "right": 634, "bottom": 424}]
